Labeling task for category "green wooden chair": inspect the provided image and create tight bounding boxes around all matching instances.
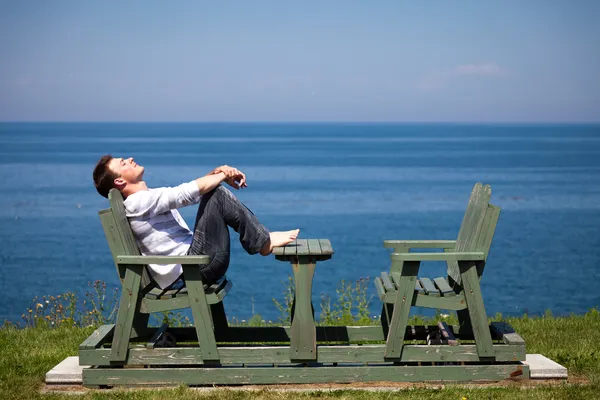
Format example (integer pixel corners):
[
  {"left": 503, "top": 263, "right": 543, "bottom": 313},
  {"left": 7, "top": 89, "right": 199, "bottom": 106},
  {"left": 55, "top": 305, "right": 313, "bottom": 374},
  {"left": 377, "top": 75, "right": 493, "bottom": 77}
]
[
  {"left": 88, "top": 188, "right": 232, "bottom": 363},
  {"left": 375, "top": 183, "right": 527, "bottom": 364}
]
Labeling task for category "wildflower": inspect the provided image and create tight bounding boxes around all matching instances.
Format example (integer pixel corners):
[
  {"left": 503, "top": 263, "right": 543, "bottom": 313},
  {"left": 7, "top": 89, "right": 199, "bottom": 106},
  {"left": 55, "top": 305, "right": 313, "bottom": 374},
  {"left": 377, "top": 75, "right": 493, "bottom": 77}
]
[{"left": 36, "top": 303, "right": 43, "bottom": 309}]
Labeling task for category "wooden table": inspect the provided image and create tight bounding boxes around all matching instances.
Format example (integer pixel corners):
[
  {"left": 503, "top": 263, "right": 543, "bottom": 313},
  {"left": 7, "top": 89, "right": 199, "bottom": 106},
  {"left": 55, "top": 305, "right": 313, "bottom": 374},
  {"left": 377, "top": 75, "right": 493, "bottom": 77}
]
[{"left": 272, "top": 239, "right": 334, "bottom": 361}]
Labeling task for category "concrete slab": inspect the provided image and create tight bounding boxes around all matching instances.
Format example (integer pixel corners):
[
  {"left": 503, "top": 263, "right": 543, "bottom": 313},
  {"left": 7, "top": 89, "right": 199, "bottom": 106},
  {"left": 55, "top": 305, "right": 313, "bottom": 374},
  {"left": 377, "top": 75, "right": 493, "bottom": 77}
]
[
  {"left": 45, "top": 356, "right": 89, "bottom": 384},
  {"left": 524, "top": 354, "right": 568, "bottom": 379}
]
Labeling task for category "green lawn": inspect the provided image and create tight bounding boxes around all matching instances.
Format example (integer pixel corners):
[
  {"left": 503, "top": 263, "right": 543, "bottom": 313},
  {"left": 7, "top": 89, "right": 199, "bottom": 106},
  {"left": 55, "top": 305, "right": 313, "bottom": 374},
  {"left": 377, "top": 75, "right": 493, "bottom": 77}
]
[{"left": 1, "top": 310, "right": 599, "bottom": 400}]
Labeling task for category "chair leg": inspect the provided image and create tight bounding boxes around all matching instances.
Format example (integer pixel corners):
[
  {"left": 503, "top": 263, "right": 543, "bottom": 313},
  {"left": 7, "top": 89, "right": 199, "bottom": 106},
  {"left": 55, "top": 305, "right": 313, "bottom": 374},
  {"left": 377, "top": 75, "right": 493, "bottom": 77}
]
[
  {"left": 380, "top": 303, "right": 394, "bottom": 338},
  {"left": 459, "top": 260, "right": 495, "bottom": 359},
  {"left": 456, "top": 309, "right": 473, "bottom": 335},
  {"left": 210, "top": 302, "right": 229, "bottom": 339},
  {"left": 182, "top": 266, "right": 220, "bottom": 362},
  {"left": 130, "top": 311, "right": 150, "bottom": 339},
  {"left": 384, "top": 261, "right": 420, "bottom": 359},
  {"left": 110, "top": 265, "right": 143, "bottom": 362}
]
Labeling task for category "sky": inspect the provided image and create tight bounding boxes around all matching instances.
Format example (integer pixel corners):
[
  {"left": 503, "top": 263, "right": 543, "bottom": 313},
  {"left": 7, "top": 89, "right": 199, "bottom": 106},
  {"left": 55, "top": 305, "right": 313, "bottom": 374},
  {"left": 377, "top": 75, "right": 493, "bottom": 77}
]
[{"left": 1, "top": 1, "right": 599, "bottom": 123}]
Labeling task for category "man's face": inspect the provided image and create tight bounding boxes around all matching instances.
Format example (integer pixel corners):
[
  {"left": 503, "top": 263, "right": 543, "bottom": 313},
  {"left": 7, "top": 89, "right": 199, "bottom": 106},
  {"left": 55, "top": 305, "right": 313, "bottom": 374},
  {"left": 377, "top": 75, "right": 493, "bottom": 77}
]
[{"left": 108, "top": 157, "right": 144, "bottom": 186}]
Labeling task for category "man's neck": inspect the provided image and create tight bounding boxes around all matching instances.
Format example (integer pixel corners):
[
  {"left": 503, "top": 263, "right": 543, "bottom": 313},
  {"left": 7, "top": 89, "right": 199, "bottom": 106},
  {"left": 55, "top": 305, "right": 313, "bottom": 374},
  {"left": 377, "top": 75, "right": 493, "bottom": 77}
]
[{"left": 122, "top": 181, "right": 148, "bottom": 198}]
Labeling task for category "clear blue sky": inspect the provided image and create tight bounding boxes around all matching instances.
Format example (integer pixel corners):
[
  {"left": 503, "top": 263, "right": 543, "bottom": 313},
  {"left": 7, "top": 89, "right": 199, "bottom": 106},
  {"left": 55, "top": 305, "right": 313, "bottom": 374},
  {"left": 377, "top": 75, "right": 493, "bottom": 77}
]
[{"left": 1, "top": 1, "right": 599, "bottom": 122}]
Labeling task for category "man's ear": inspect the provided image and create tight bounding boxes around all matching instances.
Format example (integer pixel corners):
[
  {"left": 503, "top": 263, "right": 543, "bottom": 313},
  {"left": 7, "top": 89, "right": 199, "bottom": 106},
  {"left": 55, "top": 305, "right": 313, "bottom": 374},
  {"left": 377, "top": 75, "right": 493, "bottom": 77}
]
[{"left": 114, "top": 177, "right": 126, "bottom": 190}]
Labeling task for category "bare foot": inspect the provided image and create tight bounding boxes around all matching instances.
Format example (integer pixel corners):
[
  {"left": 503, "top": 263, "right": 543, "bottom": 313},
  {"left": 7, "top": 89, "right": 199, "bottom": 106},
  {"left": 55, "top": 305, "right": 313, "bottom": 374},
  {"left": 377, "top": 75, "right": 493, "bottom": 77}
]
[{"left": 260, "top": 229, "right": 300, "bottom": 256}]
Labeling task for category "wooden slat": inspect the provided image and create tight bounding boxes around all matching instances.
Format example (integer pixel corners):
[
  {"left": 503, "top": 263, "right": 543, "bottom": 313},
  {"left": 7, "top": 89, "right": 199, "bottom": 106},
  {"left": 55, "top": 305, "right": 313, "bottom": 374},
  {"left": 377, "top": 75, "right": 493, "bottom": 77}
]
[
  {"left": 433, "top": 277, "right": 455, "bottom": 297},
  {"left": 380, "top": 272, "right": 395, "bottom": 292},
  {"left": 437, "top": 321, "right": 458, "bottom": 346},
  {"left": 318, "top": 239, "right": 334, "bottom": 255},
  {"left": 80, "top": 343, "right": 525, "bottom": 366},
  {"left": 391, "top": 252, "right": 485, "bottom": 262},
  {"left": 83, "top": 363, "right": 529, "bottom": 386},
  {"left": 117, "top": 255, "right": 210, "bottom": 265},
  {"left": 306, "top": 239, "right": 322, "bottom": 255},
  {"left": 295, "top": 239, "right": 310, "bottom": 256},
  {"left": 490, "top": 322, "right": 526, "bottom": 345},
  {"left": 283, "top": 240, "right": 298, "bottom": 257},
  {"left": 374, "top": 277, "right": 386, "bottom": 300},
  {"left": 418, "top": 277, "right": 439, "bottom": 296},
  {"left": 384, "top": 240, "right": 456, "bottom": 249},
  {"left": 79, "top": 324, "right": 114, "bottom": 350}
]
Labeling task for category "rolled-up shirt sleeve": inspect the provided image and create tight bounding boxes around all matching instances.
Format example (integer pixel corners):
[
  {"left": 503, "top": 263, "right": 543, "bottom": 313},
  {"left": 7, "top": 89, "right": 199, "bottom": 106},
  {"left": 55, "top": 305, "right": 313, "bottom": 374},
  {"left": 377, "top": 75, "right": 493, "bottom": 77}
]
[{"left": 124, "top": 180, "right": 201, "bottom": 218}]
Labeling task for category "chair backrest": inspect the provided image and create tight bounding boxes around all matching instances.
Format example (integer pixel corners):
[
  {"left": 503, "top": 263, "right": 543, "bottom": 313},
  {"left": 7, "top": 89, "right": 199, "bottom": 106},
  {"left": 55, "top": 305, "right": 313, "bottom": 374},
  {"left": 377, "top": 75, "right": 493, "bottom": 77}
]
[
  {"left": 98, "top": 188, "right": 153, "bottom": 287},
  {"left": 446, "top": 183, "right": 500, "bottom": 285}
]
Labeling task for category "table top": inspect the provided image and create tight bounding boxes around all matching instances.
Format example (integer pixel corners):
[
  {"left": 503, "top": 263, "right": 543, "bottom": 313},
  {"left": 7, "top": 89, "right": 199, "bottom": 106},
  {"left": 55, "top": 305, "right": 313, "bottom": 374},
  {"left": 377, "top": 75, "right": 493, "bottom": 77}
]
[{"left": 273, "top": 239, "right": 334, "bottom": 262}]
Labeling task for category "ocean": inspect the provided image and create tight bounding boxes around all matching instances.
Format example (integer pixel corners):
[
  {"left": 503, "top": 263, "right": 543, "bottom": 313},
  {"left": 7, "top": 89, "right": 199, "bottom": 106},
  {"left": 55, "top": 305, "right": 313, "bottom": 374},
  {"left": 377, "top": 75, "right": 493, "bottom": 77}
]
[{"left": 0, "top": 122, "right": 599, "bottom": 324}]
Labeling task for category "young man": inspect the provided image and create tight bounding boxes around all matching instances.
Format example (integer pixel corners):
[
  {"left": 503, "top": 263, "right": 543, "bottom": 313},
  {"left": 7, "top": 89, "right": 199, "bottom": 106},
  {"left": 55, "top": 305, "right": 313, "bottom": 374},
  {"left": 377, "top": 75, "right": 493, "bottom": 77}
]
[{"left": 93, "top": 155, "right": 299, "bottom": 289}]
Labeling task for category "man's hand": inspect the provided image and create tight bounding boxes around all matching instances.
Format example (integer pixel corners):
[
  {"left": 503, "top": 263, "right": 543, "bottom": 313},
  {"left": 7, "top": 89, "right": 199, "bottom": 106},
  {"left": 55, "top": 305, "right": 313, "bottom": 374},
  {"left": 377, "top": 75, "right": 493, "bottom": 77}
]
[{"left": 211, "top": 165, "right": 247, "bottom": 190}]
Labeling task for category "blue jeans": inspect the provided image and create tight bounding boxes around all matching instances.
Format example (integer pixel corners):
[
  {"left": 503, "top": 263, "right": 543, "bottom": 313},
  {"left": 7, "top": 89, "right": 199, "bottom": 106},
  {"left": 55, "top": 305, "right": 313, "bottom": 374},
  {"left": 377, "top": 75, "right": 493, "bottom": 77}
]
[{"left": 187, "top": 185, "right": 270, "bottom": 285}]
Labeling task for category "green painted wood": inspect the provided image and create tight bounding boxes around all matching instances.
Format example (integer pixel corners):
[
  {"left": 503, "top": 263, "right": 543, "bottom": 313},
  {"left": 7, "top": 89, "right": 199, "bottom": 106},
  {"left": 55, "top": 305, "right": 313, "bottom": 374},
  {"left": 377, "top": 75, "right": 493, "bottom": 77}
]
[
  {"left": 459, "top": 261, "right": 495, "bottom": 358},
  {"left": 411, "top": 293, "right": 467, "bottom": 310},
  {"left": 79, "top": 324, "right": 114, "bottom": 350},
  {"left": 490, "top": 322, "right": 526, "bottom": 345},
  {"left": 391, "top": 252, "right": 485, "bottom": 262},
  {"left": 447, "top": 183, "right": 491, "bottom": 284},
  {"left": 384, "top": 240, "right": 456, "bottom": 249},
  {"left": 82, "top": 363, "right": 529, "bottom": 386},
  {"left": 433, "top": 277, "right": 455, "bottom": 297},
  {"left": 290, "top": 257, "right": 317, "bottom": 360},
  {"left": 472, "top": 204, "right": 501, "bottom": 278},
  {"left": 210, "top": 302, "right": 230, "bottom": 337},
  {"left": 80, "top": 343, "right": 525, "bottom": 366},
  {"left": 380, "top": 272, "right": 395, "bottom": 291},
  {"left": 99, "top": 210, "right": 127, "bottom": 281},
  {"left": 146, "top": 323, "right": 169, "bottom": 349},
  {"left": 110, "top": 265, "right": 143, "bottom": 362},
  {"left": 384, "top": 261, "right": 420, "bottom": 358},
  {"left": 182, "top": 266, "right": 219, "bottom": 361},
  {"left": 318, "top": 239, "right": 334, "bottom": 255},
  {"left": 295, "top": 239, "right": 311, "bottom": 256},
  {"left": 306, "top": 239, "right": 322, "bottom": 255},
  {"left": 418, "top": 277, "right": 438, "bottom": 296},
  {"left": 374, "top": 277, "right": 386, "bottom": 301},
  {"left": 116, "top": 255, "right": 210, "bottom": 265}
]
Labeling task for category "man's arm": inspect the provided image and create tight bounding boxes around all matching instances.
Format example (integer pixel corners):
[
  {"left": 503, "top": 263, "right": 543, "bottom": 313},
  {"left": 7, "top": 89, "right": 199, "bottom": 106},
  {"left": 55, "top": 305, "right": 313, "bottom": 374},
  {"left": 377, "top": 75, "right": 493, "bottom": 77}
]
[
  {"left": 203, "top": 165, "right": 248, "bottom": 190},
  {"left": 195, "top": 172, "right": 228, "bottom": 194}
]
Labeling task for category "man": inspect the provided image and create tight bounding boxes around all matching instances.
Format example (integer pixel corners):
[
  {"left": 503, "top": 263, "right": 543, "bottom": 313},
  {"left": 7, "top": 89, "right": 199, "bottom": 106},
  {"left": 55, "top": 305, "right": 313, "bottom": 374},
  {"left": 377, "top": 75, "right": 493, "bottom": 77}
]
[{"left": 93, "top": 155, "right": 299, "bottom": 289}]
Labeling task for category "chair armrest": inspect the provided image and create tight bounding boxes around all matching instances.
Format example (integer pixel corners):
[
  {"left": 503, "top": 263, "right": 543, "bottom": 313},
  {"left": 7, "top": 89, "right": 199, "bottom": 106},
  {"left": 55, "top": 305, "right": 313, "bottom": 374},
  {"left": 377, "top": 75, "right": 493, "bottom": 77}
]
[
  {"left": 116, "top": 255, "right": 210, "bottom": 265},
  {"left": 391, "top": 251, "right": 484, "bottom": 262},
  {"left": 384, "top": 240, "right": 456, "bottom": 249}
]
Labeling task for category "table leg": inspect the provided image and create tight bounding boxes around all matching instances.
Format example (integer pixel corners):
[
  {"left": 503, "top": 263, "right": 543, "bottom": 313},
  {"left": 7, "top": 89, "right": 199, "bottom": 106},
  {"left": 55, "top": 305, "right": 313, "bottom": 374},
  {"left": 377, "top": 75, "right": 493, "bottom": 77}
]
[{"left": 290, "top": 256, "right": 317, "bottom": 361}]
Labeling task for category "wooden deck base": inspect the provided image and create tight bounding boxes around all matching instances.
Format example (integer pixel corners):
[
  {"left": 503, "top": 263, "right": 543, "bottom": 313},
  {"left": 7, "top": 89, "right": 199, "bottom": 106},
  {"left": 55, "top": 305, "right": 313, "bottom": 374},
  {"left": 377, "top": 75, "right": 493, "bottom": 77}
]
[{"left": 83, "top": 363, "right": 529, "bottom": 387}]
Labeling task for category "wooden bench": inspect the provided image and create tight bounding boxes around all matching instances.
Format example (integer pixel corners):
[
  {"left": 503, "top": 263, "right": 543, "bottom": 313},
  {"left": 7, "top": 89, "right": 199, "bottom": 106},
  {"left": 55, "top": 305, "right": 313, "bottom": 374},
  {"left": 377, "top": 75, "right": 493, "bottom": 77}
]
[
  {"left": 79, "top": 184, "right": 528, "bottom": 386},
  {"left": 374, "top": 183, "right": 527, "bottom": 364}
]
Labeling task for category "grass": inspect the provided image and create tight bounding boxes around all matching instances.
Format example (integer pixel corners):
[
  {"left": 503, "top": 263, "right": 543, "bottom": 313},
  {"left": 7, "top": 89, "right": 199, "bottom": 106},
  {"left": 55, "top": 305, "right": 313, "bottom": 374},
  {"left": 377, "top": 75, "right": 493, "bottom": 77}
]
[{"left": 1, "top": 309, "right": 599, "bottom": 400}]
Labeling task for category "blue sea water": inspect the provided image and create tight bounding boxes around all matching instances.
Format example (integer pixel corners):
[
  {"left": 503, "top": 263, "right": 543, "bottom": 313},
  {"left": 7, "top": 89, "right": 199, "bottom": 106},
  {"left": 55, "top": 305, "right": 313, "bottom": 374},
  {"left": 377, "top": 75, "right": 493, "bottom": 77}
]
[{"left": 0, "top": 122, "right": 599, "bottom": 324}]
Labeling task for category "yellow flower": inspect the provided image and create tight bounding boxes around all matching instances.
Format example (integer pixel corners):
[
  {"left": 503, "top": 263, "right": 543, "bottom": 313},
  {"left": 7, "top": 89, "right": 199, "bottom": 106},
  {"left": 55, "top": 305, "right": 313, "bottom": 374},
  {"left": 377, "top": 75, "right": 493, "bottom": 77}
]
[{"left": 36, "top": 303, "right": 43, "bottom": 309}]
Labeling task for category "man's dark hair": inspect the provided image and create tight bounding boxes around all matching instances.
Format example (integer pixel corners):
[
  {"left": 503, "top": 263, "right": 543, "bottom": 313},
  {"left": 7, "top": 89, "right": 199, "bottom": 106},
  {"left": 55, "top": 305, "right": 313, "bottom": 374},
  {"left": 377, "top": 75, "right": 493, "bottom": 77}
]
[{"left": 93, "top": 154, "right": 118, "bottom": 198}]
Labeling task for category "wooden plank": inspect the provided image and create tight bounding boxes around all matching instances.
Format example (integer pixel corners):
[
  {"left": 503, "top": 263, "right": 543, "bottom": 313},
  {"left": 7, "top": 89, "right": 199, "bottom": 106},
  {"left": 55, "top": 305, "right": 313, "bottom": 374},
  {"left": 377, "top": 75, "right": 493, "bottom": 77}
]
[
  {"left": 306, "top": 239, "right": 322, "bottom": 255},
  {"left": 283, "top": 240, "right": 298, "bottom": 257},
  {"left": 117, "top": 255, "right": 210, "bottom": 265},
  {"left": 433, "top": 277, "right": 455, "bottom": 297},
  {"left": 374, "top": 277, "right": 386, "bottom": 301},
  {"left": 418, "top": 278, "right": 439, "bottom": 296},
  {"left": 391, "top": 252, "right": 485, "bottom": 262},
  {"left": 182, "top": 266, "right": 219, "bottom": 361},
  {"left": 110, "top": 265, "right": 143, "bottom": 362},
  {"left": 80, "top": 343, "right": 525, "bottom": 366},
  {"left": 437, "top": 322, "right": 458, "bottom": 346},
  {"left": 411, "top": 293, "right": 466, "bottom": 310},
  {"left": 295, "top": 239, "right": 310, "bottom": 256},
  {"left": 83, "top": 363, "right": 529, "bottom": 386},
  {"left": 384, "top": 240, "right": 456, "bottom": 249},
  {"left": 385, "top": 261, "right": 420, "bottom": 358},
  {"left": 290, "top": 259, "right": 317, "bottom": 360},
  {"left": 318, "top": 239, "right": 334, "bottom": 255},
  {"left": 459, "top": 260, "right": 495, "bottom": 358},
  {"left": 79, "top": 324, "right": 115, "bottom": 350},
  {"left": 380, "top": 272, "right": 395, "bottom": 292},
  {"left": 490, "top": 322, "right": 526, "bottom": 345}
]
